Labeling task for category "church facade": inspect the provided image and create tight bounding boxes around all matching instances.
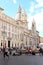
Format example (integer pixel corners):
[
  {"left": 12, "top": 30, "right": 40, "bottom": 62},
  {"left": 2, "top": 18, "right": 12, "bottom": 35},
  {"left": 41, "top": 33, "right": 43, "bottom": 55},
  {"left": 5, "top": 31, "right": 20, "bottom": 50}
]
[{"left": 0, "top": 6, "right": 39, "bottom": 48}]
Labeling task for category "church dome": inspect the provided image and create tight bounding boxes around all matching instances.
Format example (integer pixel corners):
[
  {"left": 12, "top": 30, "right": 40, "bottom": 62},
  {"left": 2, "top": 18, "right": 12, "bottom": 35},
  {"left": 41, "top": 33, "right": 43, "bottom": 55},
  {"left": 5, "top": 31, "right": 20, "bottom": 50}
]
[{"left": 14, "top": 5, "right": 22, "bottom": 20}]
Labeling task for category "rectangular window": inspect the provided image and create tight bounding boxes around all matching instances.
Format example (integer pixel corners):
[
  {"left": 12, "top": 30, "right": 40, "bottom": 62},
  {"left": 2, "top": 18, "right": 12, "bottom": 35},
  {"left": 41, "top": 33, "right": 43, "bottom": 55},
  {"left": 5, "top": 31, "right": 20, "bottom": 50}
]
[
  {"left": 20, "top": 34, "right": 23, "bottom": 41},
  {"left": 2, "top": 31, "right": 7, "bottom": 37},
  {"left": 2, "top": 21, "right": 7, "bottom": 30},
  {"left": 12, "top": 26, "right": 14, "bottom": 32},
  {"left": 14, "top": 34, "right": 17, "bottom": 40},
  {"left": 12, "top": 33, "right": 14, "bottom": 38}
]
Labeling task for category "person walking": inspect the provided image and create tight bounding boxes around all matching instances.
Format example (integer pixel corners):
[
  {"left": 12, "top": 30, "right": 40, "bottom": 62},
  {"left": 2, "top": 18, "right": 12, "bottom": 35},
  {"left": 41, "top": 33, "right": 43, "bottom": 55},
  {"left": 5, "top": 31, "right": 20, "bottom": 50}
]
[
  {"left": 3, "top": 46, "right": 5, "bottom": 58},
  {"left": 3, "top": 45, "right": 9, "bottom": 58}
]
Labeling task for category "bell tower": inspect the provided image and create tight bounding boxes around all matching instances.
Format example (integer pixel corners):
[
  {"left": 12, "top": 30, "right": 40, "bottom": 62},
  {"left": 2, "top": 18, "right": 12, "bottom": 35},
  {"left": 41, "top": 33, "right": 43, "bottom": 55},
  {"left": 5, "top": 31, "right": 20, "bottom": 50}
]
[
  {"left": 32, "top": 19, "right": 36, "bottom": 34},
  {"left": 17, "top": 5, "right": 21, "bottom": 20},
  {"left": 15, "top": 5, "right": 22, "bottom": 21}
]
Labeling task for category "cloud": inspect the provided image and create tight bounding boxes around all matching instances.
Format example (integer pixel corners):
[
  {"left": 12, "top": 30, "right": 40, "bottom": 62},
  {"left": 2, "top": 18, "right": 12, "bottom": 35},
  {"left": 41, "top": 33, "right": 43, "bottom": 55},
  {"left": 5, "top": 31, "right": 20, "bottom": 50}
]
[
  {"left": 35, "top": 0, "right": 43, "bottom": 8},
  {"left": 29, "top": 0, "right": 43, "bottom": 15},
  {"left": 29, "top": 2, "right": 35, "bottom": 13},
  {"left": 13, "top": 0, "right": 16, "bottom": 3},
  {"left": 29, "top": 6, "right": 34, "bottom": 13},
  {"left": 27, "top": 0, "right": 43, "bottom": 37},
  {"left": 36, "top": 0, "right": 43, "bottom": 3},
  {"left": 28, "top": 9, "right": 43, "bottom": 36}
]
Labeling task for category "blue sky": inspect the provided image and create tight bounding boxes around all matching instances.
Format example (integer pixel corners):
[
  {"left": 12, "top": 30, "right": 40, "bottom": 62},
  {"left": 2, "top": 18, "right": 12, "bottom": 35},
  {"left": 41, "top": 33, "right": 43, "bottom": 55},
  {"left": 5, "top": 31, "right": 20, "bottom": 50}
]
[{"left": 0, "top": 0, "right": 43, "bottom": 37}]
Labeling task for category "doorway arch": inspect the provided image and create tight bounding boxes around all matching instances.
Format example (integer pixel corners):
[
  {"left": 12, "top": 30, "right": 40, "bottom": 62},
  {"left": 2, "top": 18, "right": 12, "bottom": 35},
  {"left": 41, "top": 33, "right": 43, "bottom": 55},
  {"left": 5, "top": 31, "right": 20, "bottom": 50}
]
[{"left": 8, "top": 40, "right": 10, "bottom": 48}]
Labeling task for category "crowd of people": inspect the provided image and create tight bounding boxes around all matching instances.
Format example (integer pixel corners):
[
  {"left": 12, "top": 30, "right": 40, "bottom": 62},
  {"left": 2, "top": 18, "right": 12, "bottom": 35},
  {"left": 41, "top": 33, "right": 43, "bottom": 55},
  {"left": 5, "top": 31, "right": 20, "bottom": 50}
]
[{"left": 0, "top": 44, "right": 43, "bottom": 58}]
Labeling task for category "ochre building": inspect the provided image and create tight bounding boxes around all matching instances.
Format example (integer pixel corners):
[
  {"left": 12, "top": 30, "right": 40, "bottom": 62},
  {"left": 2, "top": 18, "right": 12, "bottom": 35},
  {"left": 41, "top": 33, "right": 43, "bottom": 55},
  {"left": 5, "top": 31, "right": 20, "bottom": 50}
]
[{"left": 0, "top": 6, "right": 39, "bottom": 48}]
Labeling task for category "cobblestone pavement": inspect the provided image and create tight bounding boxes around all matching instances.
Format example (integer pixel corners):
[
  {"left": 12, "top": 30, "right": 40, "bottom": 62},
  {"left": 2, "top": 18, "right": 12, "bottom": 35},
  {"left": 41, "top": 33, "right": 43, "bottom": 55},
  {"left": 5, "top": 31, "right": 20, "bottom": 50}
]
[{"left": 0, "top": 53, "right": 43, "bottom": 65}]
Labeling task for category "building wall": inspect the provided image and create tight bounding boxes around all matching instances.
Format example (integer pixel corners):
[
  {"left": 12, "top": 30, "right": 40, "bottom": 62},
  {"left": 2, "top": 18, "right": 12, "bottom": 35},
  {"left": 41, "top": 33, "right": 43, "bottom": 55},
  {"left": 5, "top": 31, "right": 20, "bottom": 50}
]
[
  {"left": 40, "top": 37, "right": 43, "bottom": 43},
  {"left": 0, "top": 8, "right": 40, "bottom": 49}
]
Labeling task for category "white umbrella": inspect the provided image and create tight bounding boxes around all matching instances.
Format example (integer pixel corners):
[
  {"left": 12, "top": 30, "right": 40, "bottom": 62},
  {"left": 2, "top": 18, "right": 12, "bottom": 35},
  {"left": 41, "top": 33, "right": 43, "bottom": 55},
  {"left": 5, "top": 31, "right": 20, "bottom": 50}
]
[{"left": 39, "top": 43, "right": 43, "bottom": 49}]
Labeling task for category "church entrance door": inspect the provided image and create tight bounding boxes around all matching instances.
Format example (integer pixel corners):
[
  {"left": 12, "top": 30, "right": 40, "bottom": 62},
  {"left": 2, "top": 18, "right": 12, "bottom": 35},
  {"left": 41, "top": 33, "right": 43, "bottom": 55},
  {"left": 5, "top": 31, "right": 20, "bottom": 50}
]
[{"left": 8, "top": 40, "right": 10, "bottom": 48}]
